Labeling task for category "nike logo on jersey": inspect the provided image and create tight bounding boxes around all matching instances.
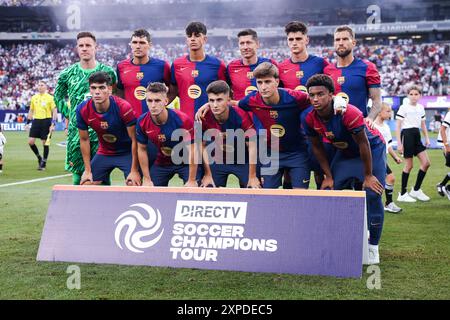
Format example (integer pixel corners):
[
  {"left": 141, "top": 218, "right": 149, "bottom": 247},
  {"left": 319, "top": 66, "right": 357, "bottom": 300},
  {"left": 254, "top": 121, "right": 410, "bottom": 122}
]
[
  {"left": 283, "top": 69, "right": 293, "bottom": 74},
  {"left": 234, "top": 69, "right": 243, "bottom": 73},
  {"left": 123, "top": 70, "right": 133, "bottom": 74},
  {"left": 179, "top": 67, "right": 188, "bottom": 71},
  {"left": 88, "top": 118, "right": 96, "bottom": 122},
  {"left": 302, "top": 179, "right": 310, "bottom": 184},
  {"left": 146, "top": 130, "right": 156, "bottom": 134}
]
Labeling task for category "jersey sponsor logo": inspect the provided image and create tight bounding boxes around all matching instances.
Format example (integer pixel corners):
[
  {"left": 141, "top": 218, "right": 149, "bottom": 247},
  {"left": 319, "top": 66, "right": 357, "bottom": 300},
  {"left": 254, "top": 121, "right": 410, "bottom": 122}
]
[
  {"left": 188, "top": 85, "right": 202, "bottom": 99},
  {"left": 102, "top": 133, "right": 117, "bottom": 143},
  {"left": 332, "top": 141, "right": 349, "bottom": 149},
  {"left": 100, "top": 121, "right": 109, "bottom": 129},
  {"left": 295, "top": 85, "right": 308, "bottom": 93},
  {"left": 269, "top": 110, "right": 278, "bottom": 119},
  {"left": 158, "top": 134, "right": 166, "bottom": 142},
  {"left": 191, "top": 70, "right": 199, "bottom": 78},
  {"left": 114, "top": 203, "right": 164, "bottom": 253},
  {"left": 296, "top": 71, "right": 304, "bottom": 79},
  {"left": 244, "top": 86, "right": 257, "bottom": 96},
  {"left": 270, "top": 124, "right": 285, "bottom": 138},
  {"left": 246, "top": 72, "right": 254, "bottom": 80},
  {"left": 134, "top": 86, "right": 147, "bottom": 100},
  {"left": 336, "top": 92, "right": 349, "bottom": 102},
  {"left": 324, "top": 131, "right": 335, "bottom": 140},
  {"left": 337, "top": 76, "right": 345, "bottom": 85},
  {"left": 161, "top": 146, "right": 172, "bottom": 157},
  {"left": 136, "top": 72, "right": 144, "bottom": 80}
]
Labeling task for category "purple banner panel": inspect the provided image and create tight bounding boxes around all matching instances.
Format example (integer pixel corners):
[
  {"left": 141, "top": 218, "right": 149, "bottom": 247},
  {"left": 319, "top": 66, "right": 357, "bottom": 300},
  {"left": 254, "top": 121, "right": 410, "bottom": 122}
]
[{"left": 37, "top": 186, "right": 366, "bottom": 278}]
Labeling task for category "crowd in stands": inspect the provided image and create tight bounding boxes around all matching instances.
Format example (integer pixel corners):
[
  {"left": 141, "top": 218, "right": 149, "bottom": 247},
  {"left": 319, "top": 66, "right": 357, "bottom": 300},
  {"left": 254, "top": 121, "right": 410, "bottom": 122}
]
[{"left": 1, "top": 40, "right": 449, "bottom": 110}]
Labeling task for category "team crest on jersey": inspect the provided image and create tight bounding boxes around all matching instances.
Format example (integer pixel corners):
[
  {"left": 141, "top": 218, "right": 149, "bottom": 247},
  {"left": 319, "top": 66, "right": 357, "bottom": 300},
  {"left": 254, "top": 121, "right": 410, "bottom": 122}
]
[
  {"left": 191, "top": 70, "right": 199, "bottom": 78},
  {"left": 269, "top": 110, "right": 278, "bottom": 119},
  {"left": 136, "top": 72, "right": 144, "bottom": 80},
  {"left": 247, "top": 72, "right": 254, "bottom": 80},
  {"left": 158, "top": 134, "right": 166, "bottom": 142},
  {"left": 296, "top": 71, "right": 304, "bottom": 79},
  {"left": 324, "top": 131, "right": 335, "bottom": 141},
  {"left": 100, "top": 121, "right": 109, "bottom": 129},
  {"left": 337, "top": 76, "right": 345, "bottom": 85}
]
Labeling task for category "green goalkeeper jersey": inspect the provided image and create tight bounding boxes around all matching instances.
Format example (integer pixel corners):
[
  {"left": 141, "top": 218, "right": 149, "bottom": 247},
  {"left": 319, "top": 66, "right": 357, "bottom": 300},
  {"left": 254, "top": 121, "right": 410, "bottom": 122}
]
[{"left": 54, "top": 62, "right": 117, "bottom": 175}]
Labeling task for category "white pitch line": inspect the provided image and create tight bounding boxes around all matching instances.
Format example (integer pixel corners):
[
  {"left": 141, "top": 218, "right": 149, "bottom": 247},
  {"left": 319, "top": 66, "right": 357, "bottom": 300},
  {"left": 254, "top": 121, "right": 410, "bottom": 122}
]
[{"left": 0, "top": 174, "right": 72, "bottom": 188}]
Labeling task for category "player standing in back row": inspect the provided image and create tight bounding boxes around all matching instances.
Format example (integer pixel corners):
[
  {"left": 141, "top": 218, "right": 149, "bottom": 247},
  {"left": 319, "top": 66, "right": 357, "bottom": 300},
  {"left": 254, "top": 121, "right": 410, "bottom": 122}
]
[{"left": 170, "top": 21, "right": 227, "bottom": 120}]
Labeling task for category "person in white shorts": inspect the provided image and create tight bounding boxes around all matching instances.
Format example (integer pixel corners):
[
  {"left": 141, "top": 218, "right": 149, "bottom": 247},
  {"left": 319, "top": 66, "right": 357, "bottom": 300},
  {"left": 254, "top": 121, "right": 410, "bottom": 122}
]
[
  {"left": 375, "top": 102, "right": 403, "bottom": 212},
  {"left": 436, "top": 110, "right": 450, "bottom": 200}
]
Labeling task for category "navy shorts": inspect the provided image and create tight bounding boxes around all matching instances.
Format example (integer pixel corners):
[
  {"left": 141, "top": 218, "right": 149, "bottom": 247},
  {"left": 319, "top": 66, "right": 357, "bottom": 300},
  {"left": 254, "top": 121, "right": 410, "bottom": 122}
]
[
  {"left": 151, "top": 164, "right": 203, "bottom": 186},
  {"left": 210, "top": 164, "right": 251, "bottom": 187},
  {"left": 261, "top": 150, "right": 310, "bottom": 189},
  {"left": 91, "top": 153, "right": 132, "bottom": 183}
]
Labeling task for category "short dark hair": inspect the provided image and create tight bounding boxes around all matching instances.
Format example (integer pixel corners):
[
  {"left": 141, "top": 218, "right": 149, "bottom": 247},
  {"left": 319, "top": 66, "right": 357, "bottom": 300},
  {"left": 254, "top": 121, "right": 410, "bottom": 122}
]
[
  {"left": 306, "top": 74, "right": 335, "bottom": 94},
  {"left": 206, "top": 80, "right": 230, "bottom": 96},
  {"left": 88, "top": 71, "right": 112, "bottom": 86},
  {"left": 334, "top": 25, "right": 355, "bottom": 39},
  {"left": 185, "top": 21, "right": 207, "bottom": 36},
  {"left": 77, "top": 31, "right": 96, "bottom": 43},
  {"left": 284, "top": 21, "right": 308, "bottom": 35},
  {"left": 146, "top": 82, "right": 168, "bottom": 94},
  {"left": 406, "top": 84, "right": 422, "bottom": 94},
  {"left": 253, "top": 62, "right": 279, "bottom": 79},
  {"left": 131, "top": 28, "right": 151, "bottom": 43},
  {"left": 237, "top": 28, "right": 258, "bottom": 40}
]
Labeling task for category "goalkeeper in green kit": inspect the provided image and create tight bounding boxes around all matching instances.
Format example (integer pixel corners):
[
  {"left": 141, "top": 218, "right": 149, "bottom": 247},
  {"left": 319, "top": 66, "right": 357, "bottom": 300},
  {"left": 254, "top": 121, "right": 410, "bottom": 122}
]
[{"left": 54, "top": 32, "right": 117, "bottom": 185}]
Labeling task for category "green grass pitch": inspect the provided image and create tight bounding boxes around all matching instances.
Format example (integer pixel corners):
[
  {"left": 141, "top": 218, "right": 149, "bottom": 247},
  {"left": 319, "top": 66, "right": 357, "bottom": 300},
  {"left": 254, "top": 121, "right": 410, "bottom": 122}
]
[{"left": 0, "top": 131, "right": 449, "bottom": 299}]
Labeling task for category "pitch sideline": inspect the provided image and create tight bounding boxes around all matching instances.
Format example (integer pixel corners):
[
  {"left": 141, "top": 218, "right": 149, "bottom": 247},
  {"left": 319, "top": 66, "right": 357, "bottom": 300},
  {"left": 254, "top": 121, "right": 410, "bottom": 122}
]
[{"left": 0, "top": 174, "right": 72, "bottom": 188}]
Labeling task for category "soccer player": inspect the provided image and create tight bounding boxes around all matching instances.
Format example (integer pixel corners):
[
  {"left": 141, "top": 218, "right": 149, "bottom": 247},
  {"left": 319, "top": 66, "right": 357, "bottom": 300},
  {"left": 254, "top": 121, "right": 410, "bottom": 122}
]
[
  {"left": 0, "top": 126, "right": 5, "bottom": 173},
  {"left": 303, "top": 74, "right": 386, "bottom": 265},
  {"left": 26, "top": 80, "right": 57, "bottom": 170},
  {"left": 227, "top": 29, "right": 278, "bottom": 101},
  {"left": 279, "top": 21, "right": 332, "bottom": 189},
  {"left": 200, "top": 80, "right": 260, "bottom": 188},
  {"left": 76, "top": 72, "right": 140, "bottom": 186},
  {"left": 436, "top": 110, "right": 450, "bottom": 200},
  {"left": 279, "top": 21, "right": 329, "bottom": 91},
  {"left": 170, "top": 21, "right": 227, "bottom": 120},
  {"left": 116, "top": 29, "right": 171, "bottom": 116},
  {"left": 324, "top": 25, "right": 382, "bottom": 122},
  {"left": 54, "top": 31, "right": 117, "bottom": 185},
  {"left": 374, "top": 102, "right": 403, "bottom": 213},
  {"left": 136, "top": 82, "right": 198, "bottom": 187},
  {"left": 236, "top": 62, "right": 312, "bottom": 189},
  {"left": 396, "top": 85, "right": 431, "bottom": 202}
]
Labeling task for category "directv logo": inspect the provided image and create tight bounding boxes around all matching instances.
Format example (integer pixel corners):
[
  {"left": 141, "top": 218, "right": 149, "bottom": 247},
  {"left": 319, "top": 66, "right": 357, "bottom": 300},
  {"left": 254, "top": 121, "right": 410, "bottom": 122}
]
[{"left": 175, "top": 201, "right": 247, "bottom": 224}]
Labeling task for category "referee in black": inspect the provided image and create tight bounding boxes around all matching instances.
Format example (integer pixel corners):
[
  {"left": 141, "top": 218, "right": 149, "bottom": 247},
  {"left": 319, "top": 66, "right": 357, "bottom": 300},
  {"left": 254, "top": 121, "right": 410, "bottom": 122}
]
[{"left": 26, "top": 81, "right": 58, "bottom": 170}]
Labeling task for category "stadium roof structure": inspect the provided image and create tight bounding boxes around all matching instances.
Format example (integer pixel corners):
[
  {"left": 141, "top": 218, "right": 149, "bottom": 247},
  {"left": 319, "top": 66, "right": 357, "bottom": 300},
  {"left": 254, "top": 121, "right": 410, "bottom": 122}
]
[{"left": 1, "top": 20, "right": 450, "bottom": 41}]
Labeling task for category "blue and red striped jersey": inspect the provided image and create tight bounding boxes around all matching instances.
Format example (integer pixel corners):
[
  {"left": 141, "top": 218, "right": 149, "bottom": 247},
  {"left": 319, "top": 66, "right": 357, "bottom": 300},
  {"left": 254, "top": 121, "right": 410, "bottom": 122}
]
[
  {"left": 279, "top": 55, "right": 329, "bottom": 91},
  {"left": 116, "top": 58, "right": 171, "bottom": 116},
  {"left": 76, "top": 96, "right": 136, "bottom": 156},
  {"left": 324, "top": 58, "right": 381, "bottom": 117},
  {"left": 227, "top": 57, "right": 278, "bottom": 100},
  {"left": 238, "top": 88, "right": 310, "bottom": 152},
  {"left": 136, "top": 108, "right": 194, "bottom": 166},
  {"left": 171, "top": 55, "right": 227, "bottom": 119},
  {"left": 303, "top": 104, "right": 385, "bottom": 158}
]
